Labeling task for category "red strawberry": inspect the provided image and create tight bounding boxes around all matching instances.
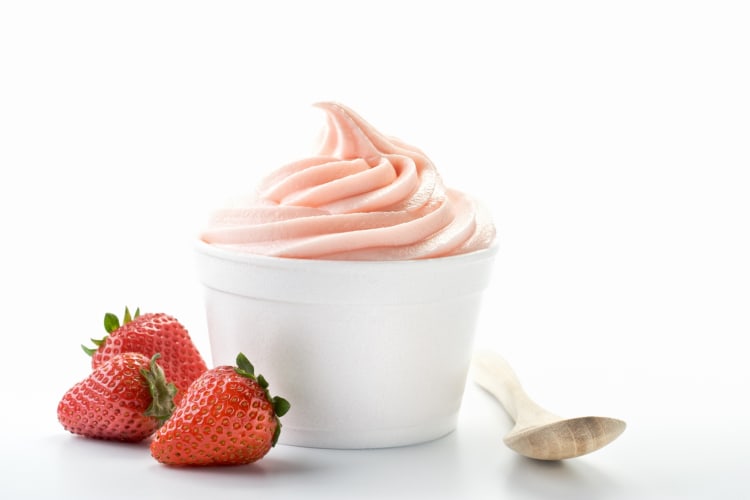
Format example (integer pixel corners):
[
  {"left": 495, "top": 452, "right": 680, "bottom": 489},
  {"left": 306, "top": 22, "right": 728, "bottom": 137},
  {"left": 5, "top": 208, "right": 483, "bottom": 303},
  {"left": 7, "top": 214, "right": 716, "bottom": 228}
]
[
  {"left": 150, "top": 353, "right": 290, "bottom": 466},
  {"left": 58, "top": 353, "right": 177, "bottom": 442},
  {"left": 83, "top": 308, "right": 207, "bottom": 404}
]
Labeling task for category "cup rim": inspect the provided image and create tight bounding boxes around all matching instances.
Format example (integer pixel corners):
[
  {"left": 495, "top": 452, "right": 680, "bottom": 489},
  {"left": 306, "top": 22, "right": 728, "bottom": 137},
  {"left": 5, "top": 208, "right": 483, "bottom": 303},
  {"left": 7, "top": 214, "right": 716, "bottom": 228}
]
[{"left": 194, "top": 238, "right": 498, "bottom": 269}]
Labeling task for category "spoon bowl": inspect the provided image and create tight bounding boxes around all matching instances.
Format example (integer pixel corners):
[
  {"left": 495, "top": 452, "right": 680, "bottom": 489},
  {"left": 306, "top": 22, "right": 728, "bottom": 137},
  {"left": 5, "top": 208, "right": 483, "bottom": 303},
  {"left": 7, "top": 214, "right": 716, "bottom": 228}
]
[
  {"left": 472, "top": 350, "right": 626, "bottom": 460},
  {"left": 503, "top": 415, "right": 626, "bottom": 461}
]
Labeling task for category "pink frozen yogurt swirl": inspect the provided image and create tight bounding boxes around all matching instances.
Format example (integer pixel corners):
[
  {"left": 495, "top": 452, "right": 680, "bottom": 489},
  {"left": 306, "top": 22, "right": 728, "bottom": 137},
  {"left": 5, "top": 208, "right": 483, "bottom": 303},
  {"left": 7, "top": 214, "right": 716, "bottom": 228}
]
[{"left": 201, "top": 102, "right": 495, "bottom": 260}]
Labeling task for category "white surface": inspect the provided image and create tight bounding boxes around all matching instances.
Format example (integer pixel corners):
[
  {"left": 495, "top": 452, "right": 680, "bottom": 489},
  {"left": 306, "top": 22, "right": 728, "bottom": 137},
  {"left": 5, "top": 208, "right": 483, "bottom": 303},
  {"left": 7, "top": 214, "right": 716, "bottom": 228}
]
[{"left": 1, "top": 1, "right": 749, "bottom": 498}]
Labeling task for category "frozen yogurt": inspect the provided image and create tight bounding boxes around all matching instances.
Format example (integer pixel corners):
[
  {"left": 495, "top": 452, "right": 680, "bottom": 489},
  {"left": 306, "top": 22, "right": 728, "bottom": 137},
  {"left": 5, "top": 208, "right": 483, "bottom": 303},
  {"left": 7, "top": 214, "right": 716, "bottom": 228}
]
[{"left": 201, "top": 102, "right": 495, "bottom": 260}]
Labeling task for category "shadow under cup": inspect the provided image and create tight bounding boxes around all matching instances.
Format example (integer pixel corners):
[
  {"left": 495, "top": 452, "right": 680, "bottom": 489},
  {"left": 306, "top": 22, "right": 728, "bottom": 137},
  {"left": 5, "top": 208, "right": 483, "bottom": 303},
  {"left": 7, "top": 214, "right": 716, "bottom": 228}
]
[{"left": 195, "top": 241, "right": 498, "bottom": 449}]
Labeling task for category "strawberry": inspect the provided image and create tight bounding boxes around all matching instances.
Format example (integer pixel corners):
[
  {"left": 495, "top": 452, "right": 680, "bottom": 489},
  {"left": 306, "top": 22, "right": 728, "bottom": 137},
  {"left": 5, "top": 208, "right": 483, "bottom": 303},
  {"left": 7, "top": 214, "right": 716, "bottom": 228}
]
[
  {"left": 83, "top": 307, "right": 208, "bottom": 404},
  {"left": 150, "top": 353, "right": 290, "bottom": 466},
  {"left": 57, "top": 352, "right": 177, "bottom": 442}
]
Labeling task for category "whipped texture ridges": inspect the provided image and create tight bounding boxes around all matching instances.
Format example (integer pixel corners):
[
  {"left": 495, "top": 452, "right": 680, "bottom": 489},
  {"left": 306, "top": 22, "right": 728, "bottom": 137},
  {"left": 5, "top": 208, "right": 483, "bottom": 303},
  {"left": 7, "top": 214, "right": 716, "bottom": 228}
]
[{"left": 201, "top": 102, "right": 495, "bottom": 260}]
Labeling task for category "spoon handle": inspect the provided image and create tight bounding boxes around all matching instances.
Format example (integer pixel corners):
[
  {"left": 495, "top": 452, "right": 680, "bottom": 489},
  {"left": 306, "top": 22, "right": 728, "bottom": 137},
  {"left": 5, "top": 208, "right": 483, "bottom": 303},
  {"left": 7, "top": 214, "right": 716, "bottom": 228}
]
[{"left": 472, "top": 350, "right": 560, "bottom": 427}]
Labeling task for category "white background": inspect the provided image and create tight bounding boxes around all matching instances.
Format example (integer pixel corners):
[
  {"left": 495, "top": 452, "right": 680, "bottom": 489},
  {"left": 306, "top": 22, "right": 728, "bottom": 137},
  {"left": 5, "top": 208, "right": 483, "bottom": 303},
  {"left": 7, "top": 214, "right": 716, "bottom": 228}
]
[{"left": 1, "top": 1, "right": 748, "bottom": 498}]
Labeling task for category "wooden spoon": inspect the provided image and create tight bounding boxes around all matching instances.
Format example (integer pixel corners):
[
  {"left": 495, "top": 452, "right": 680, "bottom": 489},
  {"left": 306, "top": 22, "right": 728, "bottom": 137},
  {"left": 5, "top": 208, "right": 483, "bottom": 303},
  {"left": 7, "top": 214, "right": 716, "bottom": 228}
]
[{"left": 471, "top": 350, "right": 626, "bottom": 460}]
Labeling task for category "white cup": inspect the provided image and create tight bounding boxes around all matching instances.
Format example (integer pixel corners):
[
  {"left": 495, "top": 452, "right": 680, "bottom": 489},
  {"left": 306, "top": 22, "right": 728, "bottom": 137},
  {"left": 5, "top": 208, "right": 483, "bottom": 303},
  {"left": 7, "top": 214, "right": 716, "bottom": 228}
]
[{"left": 195, "top": 240, "right": 497, "bottom": 449}]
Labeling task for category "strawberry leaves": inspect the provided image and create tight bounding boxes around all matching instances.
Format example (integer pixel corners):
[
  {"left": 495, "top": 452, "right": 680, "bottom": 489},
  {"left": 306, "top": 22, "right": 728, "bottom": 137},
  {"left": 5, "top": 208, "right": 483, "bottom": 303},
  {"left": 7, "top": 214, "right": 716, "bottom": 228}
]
[
  {"left": 82, "top": 306, "right": 140, "bottom": 356},
  {"left": 141, "top": 353, "right": 178, "bottom": 424},
  {"left": 104, "top": 306, "right": 140, "bottom": 333}
]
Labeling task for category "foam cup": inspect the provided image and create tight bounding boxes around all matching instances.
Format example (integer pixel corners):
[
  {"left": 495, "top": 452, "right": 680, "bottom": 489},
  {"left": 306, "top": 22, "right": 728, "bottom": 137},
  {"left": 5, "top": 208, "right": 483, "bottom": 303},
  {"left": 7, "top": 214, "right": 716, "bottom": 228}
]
[{"left": 195, "top": 240, "right": 497, "bottom": 449}]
